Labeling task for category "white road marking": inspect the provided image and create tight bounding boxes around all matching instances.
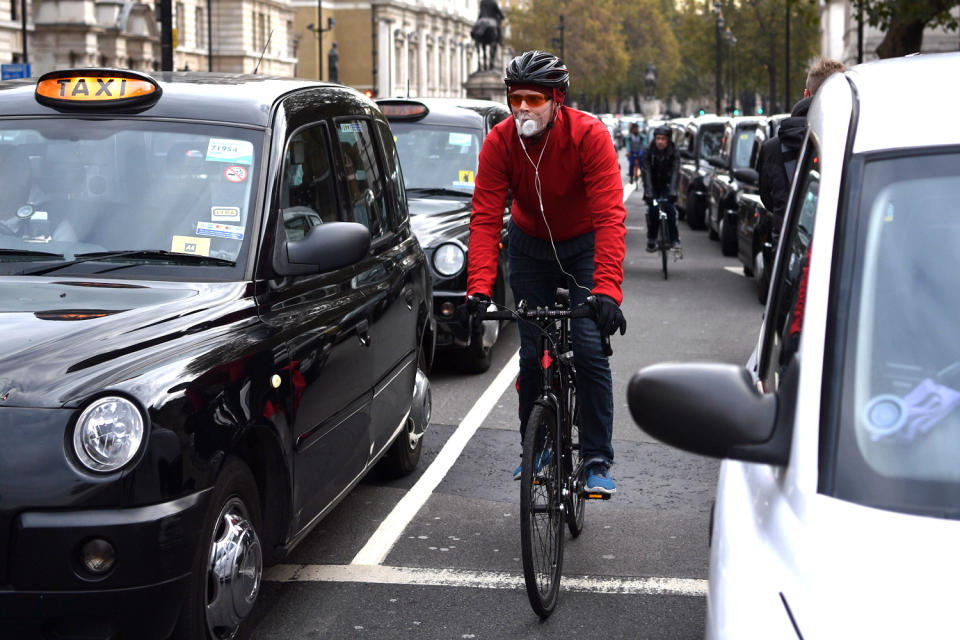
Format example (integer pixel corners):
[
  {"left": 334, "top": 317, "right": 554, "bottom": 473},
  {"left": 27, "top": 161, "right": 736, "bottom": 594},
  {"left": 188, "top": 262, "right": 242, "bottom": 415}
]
[
  {"left": 623, "top": 181, "right": 637, "bottom": 202},
  {"left": 724, "top": 266, "right": 747, "bottom": 277},
  {"left": 351, "top": 350, "right": 521, "bottom": 565},
  {"left": 626, "top": 225, "right": 646, "bottom": 232},
  {"left": 265, "top": 564, "right": 708, "bottom": 597}
]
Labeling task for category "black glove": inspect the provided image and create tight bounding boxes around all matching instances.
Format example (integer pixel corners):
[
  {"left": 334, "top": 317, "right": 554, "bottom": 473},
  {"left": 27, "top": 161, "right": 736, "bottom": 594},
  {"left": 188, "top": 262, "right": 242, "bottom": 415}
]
[
  {"left": 453, "top": 293, "right": 491, "bottom": 343},
  {"left": 667, "top": 194, "right": 677, "bottom": 203},
  {"left": 587, "top": 294, "right": 627, "bottom": 337}
]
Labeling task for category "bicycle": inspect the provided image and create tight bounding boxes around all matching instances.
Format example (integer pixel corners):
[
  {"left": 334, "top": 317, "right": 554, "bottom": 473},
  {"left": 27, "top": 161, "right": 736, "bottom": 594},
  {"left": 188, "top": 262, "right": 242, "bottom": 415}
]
[
  {"left": 480, "top": 290, "right": 612, "bottom": 618},
  {"left": 651, "top": 197, "right": 682, "bottom": 280}
]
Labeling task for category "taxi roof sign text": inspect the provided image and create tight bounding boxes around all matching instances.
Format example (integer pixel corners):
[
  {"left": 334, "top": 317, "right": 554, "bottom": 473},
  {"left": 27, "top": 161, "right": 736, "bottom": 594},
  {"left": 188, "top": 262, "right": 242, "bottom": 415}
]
[{"left": 35, "top": 69, "right": 160, "bottom": 108}]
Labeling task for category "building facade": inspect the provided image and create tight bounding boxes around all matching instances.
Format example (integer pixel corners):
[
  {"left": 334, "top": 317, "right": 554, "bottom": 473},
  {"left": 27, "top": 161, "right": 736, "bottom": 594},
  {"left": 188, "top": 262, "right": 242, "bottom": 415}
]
[{"left": 820, "top": 1, "right": 960, "bottom": 66}]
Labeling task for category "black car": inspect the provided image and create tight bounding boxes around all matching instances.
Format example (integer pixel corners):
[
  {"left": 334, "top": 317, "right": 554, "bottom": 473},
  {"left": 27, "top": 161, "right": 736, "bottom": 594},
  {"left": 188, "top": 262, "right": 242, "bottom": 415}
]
[
  {"left": 706, "top": 116, "right": 766, "bottom": 255},
  {"left": 379, "top": 97, "right": 511, "bottom": 373},
  {"left": 674, "top": 116, "right": 725, "bottom": 229},
  {"left": 0, "top": 69, "right": 434, "bottom": 639},
  {"left": 734, "top": 155, "right": 774, "bottom": 303}
]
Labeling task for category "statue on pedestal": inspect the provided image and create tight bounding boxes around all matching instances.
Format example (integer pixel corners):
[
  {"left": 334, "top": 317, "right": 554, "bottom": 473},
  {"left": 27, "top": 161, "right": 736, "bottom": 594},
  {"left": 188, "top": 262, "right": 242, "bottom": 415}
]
[{"left": 470, "top": 0, "right": 504, "bottom": 72}]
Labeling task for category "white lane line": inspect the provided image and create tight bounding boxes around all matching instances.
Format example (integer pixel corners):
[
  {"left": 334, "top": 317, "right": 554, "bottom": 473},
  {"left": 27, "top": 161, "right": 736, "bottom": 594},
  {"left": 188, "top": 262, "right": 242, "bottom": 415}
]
[
  {"left": 351, "top": 350, "right": 521, "bottom": 566},
  {"left": 265, "top": 564, "right": 708, "bottom": 597},
  {"left": 723, "top": 265, "right": 747, "bottom": 277},
  {"left": 623, "top": 181, "right": 637, "bottom": 202},
  {"left": 626, "top": 225, "right": 646, "bottom": 232}
]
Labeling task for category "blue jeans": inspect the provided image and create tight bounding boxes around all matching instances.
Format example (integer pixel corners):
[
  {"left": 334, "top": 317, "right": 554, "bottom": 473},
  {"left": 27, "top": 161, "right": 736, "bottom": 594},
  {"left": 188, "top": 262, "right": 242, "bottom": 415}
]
[
  {"left": 647, "top": 190, "right": 679, "bottom": 244},
  {"left": 628, "top": 151, "right": 642, "bottom": 178},
  {"left": 508, "top": 242, "right": 614, "bottom": 469}
]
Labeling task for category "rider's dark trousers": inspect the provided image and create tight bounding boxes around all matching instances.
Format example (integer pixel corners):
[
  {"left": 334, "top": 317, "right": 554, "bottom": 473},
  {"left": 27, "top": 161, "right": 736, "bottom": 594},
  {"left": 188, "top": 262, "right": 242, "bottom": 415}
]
[{"left": 507, "top": 222, "right": 615, "bottom": 469}]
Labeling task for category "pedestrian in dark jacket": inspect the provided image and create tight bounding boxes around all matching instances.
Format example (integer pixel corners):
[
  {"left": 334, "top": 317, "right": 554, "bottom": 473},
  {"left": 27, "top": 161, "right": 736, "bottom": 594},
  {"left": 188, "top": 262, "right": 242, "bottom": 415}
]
[
  {"left": 642, "top": 124, "right": 681, "bottom": 251},
  {"left": 757, "top": 57, "right": 847, "bottom": 229}
]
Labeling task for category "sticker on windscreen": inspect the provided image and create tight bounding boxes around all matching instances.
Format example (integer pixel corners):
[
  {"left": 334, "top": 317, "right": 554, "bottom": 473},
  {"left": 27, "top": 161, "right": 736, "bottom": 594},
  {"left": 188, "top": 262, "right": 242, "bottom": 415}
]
[
  {"left": 212, "top": 206, "right": 241, "bottom": 222},
  {"left": 171, "top": 235, "right": 211, "bottom": 256},
  {"left": 340, "top": 123, "right": 363, "bottom": 133},
  {"left": 224, "top": 165, "right": 247, "bottom": 183},
  {"left": 197, "top": 221, "right": 244, "bottom": 240},
  {"left": 206, "top": 138, "right": 254, "bottom": 164},
  {"left": 448, "top": 132, "right": 473, "bottom": 147},
  {"left": 458, "top": 170, "right": 475, "bottom": 183}
]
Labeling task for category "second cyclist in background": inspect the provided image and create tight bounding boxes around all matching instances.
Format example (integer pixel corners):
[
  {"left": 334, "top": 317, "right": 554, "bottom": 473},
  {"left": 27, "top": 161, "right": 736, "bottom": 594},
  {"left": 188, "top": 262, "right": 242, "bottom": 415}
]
[
  {"left": 626, "top": 121, "right": 644, "bottom": 185},
  {"left": 642, "top": 125, "right": 681, "bottom": 253},
  {"left": 460, "top": 50, "right": 627, "bottom": 496}
]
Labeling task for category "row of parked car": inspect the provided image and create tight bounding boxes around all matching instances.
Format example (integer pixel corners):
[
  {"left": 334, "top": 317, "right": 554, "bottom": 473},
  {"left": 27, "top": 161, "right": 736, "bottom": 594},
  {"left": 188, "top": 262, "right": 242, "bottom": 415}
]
[{"left": 667, "top": 111, "right": 790, "bottom": 303}]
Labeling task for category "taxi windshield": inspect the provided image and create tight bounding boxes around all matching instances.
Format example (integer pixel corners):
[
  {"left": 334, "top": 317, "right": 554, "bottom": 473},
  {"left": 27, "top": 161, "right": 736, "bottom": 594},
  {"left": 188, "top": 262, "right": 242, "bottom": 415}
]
[
  {"left": 389, "top": 122, "right": 481, "bottom": 198},
  {"left": 833, "top": 150, "right": 960, "bottom": 516},
  {"left": 0, "top": 119, "right": 261, "bottom": 278}
]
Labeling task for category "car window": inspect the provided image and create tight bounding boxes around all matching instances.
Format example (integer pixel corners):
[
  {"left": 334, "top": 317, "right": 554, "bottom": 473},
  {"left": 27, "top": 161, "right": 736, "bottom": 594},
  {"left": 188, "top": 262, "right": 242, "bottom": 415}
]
[
  {"left": 376, "top": 120, "right": 408, "bottom": 227},
  {"left": 832, "top": 150, "right": 960, "bottom": 514},
  {"left": 336, "top": 119, "right": 389, "bottom": 241},
  {"left": 280, "top": 124, "right": 338, "bottom": 242},
  {"left": 733, "top": 127, "right": 758, "bottom": 169},
  {"left": 700, "top": 125, "right": 723, "bottom": 160},
  {"left": 390, "top": 122, "right": 482, "bottom": 194},
  {"left": 0, "top": 119, "right": 261, "bottom": 276},
  {"left": 759, "top": 138, "right": 820, "bottom": 389}
]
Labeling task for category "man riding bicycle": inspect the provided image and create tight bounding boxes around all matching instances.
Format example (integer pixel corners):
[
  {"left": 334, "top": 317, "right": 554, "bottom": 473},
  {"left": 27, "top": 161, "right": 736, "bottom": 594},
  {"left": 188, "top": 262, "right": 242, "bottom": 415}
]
[
  {"left": 459, "top": 50, "right": 627, "bottom": 495},
  {"left": 642, "top": 125, "right": 681, "bottom": 252}
]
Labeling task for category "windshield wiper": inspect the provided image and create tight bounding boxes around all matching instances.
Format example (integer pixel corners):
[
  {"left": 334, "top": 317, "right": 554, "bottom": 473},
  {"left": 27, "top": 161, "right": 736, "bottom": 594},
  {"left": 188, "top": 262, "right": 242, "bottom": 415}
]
[
  {"left": 406, "top": 187, "right": 472, "bottom": 198},
  {"left": 0, "top": 248, "right": 66, "bottom": 261},
  {"left": 21, "top": 250, "right": 236, "bottom": 276}
]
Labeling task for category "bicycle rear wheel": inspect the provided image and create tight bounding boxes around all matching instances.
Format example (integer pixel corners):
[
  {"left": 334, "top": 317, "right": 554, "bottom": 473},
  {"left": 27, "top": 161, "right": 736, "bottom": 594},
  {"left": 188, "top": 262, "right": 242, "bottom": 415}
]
[
  {"left": 520, "top": 403, "right": 564, "bottom": 618},
  {"left": 565, "top": 399, "right": 585, "bottom": 538},
  {"left": 659, "top": 218, "right": 670, "bottom": 280}
]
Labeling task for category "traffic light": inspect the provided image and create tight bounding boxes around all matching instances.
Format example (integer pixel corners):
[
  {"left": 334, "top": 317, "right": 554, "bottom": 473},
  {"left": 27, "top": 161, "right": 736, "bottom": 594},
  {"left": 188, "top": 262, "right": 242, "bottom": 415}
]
[
  {"left": 757, "top": 106, "right": 764, "bottom": 115},
  {"left": 698, "top": 108, "right": 706, "bottom": 116},
  {"left": 733, "top": 108, "right": 740, "bottom": 116},
  {"left": 364, "top": 89, "right": 374, "bottom": 98}
]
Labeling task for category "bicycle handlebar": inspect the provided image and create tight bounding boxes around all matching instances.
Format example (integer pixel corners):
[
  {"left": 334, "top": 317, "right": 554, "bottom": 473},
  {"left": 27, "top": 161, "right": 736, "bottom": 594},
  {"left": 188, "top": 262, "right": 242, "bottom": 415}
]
[{"left": 477, "top": 303, "right": 612, "bottom": 356}]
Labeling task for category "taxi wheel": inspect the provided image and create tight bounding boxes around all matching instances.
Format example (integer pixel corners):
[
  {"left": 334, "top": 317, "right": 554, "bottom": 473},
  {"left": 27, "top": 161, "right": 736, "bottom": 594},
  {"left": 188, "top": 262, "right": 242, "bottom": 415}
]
[{"left": 173, "top": 458, "right": 262, "bottom": 640}]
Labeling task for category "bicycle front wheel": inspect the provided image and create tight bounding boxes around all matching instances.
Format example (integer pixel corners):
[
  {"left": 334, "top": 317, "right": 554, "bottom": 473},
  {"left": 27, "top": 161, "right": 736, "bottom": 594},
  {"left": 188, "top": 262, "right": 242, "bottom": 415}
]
[
  {"left": 520, "top": 403, "right": 564, "bottom": 618},
  {"left": 565, "top": 399, "right": 585, "bottom": 538}
]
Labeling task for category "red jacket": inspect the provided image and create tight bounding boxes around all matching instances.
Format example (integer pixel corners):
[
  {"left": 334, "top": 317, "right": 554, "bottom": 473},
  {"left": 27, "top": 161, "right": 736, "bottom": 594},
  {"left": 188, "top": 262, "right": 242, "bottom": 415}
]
[{"left": 467, "top": 106, "right": 627, "bottom": 304}]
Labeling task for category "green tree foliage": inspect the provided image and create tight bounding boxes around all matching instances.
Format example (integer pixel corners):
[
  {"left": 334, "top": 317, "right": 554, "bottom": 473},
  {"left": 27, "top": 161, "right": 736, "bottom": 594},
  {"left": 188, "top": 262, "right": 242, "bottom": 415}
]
[
  {"left": 506, "top": 0, "right": 629, "bottom": 107},
  {"left": 674, "top": 0, "right": 818, "bottom": 114},
  {"left": 620, "top": 0, "right": 682, "bottom": 104},
  {"left": 854, "top": 0, "right": 960, "bottom": 58}
]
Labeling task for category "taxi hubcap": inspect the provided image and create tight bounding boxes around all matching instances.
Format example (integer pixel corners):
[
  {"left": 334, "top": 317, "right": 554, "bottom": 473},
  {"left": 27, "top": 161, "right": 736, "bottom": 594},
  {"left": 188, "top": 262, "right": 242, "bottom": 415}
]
[{"left": 205, "top": 497, "right": 262, "bottom": 639}]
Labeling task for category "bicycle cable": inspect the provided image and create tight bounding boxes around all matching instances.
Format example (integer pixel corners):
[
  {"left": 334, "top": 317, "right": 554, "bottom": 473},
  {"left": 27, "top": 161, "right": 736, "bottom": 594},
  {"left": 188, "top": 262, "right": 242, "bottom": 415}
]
[{"left": 516, "top": 111, "right": 593, "bottom": 299}]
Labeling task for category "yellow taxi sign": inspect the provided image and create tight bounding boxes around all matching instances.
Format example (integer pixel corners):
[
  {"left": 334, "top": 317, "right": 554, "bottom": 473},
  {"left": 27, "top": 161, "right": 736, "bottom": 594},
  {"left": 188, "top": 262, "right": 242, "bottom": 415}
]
[{"left": 35, "top": 69, "right": 160, "bottom": 108}]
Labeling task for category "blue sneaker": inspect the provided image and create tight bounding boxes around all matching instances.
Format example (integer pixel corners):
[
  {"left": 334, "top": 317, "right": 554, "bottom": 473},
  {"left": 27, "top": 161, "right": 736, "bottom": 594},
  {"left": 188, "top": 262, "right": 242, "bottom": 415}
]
[
  {"left": 585, "top": 464, "right": 616, "bottom": 495},
  {"left": 513, "top": 450, "right": 552, "bottom": 481}
]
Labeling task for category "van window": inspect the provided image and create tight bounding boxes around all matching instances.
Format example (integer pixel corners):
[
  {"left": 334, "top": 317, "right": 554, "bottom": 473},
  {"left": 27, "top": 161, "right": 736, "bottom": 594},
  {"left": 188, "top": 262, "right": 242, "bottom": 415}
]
[
  {"left": 279, "top": 124, "right": 338, "bottom": 241},
  {"left": 336, "top": 120, "right": 389, "bottom": 241}
]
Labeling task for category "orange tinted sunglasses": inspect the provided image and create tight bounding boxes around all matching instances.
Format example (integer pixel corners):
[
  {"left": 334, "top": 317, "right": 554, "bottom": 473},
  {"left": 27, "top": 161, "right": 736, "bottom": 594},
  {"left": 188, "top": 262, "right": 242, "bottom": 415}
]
[{"left": 508, "top": 92, "right": 550, "bottom": 108}]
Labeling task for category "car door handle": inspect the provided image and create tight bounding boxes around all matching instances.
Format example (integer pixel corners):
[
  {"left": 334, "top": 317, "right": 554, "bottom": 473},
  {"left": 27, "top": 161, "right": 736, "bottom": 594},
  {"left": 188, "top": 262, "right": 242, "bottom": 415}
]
[
  {"left": 404, "top": 287, "right": 415, "bottom": 310},
  {"left": 357, "top": 319, "right": 371, "bottom": 347}
]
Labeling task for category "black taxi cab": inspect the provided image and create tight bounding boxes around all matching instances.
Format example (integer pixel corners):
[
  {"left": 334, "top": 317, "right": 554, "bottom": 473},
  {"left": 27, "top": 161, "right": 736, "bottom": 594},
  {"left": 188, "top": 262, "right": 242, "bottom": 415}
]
[
  {"left": 377, "top": 97, "right": 511, "bottom": 373},
  {"left": 0, "top": 69, "right": 434, "bottom": 639}
]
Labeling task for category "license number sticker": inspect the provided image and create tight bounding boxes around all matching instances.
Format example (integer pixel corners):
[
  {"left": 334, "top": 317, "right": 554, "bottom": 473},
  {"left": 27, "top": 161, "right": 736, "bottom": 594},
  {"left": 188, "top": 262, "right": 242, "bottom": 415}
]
[{"left": 206, "top": 138, "right": 254, "bottom": 164}]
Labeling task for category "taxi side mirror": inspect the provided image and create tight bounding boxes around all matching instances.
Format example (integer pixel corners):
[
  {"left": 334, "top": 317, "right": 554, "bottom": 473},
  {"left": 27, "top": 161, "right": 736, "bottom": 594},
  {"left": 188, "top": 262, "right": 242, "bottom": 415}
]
[
  {"left": 627, "top": 360, "right": 794, "bottom": 465},
  {"left": 733, "top": 167, "right": 759, "bottom": 186},
  {"left": 279, "top": 221, "right": 371, "bottom": 275}
]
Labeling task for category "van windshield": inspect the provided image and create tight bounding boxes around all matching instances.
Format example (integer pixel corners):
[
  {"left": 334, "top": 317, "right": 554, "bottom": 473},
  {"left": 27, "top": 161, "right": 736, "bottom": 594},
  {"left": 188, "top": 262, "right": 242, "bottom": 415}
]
[{"left": 0, "top": 119, "right": 262, "bottom": 278}]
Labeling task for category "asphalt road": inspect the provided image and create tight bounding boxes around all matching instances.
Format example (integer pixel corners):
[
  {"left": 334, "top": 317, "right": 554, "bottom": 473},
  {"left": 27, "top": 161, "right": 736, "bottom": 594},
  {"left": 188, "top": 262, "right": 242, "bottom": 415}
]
[{"left": 249, "top": 151, "right": 763, "bottom": 640}]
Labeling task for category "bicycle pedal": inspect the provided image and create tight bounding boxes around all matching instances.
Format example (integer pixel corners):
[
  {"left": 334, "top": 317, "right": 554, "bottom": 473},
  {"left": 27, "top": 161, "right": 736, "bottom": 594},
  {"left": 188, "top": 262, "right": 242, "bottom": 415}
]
[{"left": 584, "top": 492, "right": 612, "bottom": 500}]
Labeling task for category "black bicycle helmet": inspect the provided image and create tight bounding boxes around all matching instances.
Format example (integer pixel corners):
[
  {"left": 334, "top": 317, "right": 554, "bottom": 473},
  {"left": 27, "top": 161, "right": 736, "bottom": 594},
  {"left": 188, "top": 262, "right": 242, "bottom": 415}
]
[
  {"left": 653, "top": 124, "right": 671, "bottom": 138},
  {"left": 504, "top": 50, "right": 569, "bottom": 92}
]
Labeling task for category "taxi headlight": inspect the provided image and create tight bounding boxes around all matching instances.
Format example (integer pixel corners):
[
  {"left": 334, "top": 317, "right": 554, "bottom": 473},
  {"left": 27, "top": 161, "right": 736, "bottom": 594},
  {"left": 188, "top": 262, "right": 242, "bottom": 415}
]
[
  {"left": 432, "top": 243, "right": 465, "bottom": 277},
  {"left": 72, "top": 397, "right": 145, "bottom": 473}
]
